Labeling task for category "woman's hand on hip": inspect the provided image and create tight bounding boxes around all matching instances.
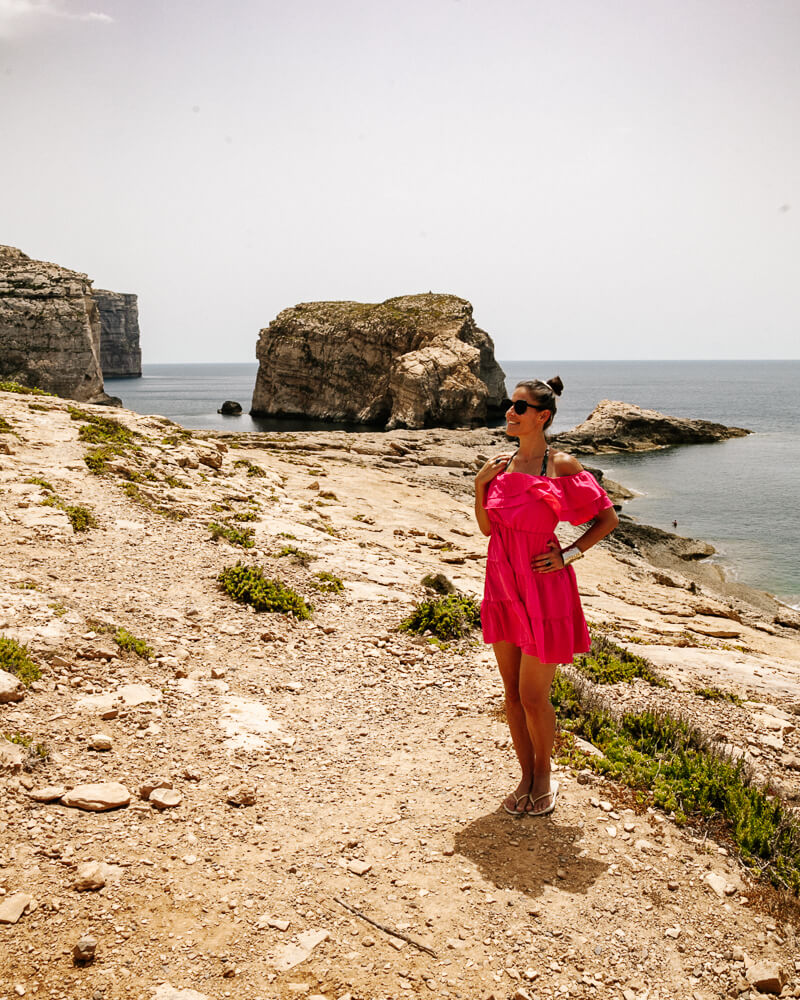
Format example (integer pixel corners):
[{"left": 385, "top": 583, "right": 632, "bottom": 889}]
[
  {"left": 531, "top": 539, "right": 564, "bottom": 574},
  {"left": 475, "top": 453, "right": 513, "bottom": 489}
]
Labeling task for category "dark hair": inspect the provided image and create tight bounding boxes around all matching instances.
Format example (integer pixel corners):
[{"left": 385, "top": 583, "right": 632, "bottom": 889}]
[{"left": 515, "top": 376, "right": 563, "bottom": 431}]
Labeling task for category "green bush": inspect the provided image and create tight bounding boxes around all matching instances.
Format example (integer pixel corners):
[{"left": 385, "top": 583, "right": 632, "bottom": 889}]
[
  {"left": 0, "top": 636, "right": 41, "bottom": 686},
  {"left": 573, "top": 633, "right": 667, "bottom": 687},
  {"left": 232, "top": 510, "right": 259, "bottom": 522},
  {"left": 3, "top": 732, "right": 49, "bottom": 760},
  {"left": 209, "top": 521, "right": 255, "bottom": 548},
  {"left": 69, "top": 407, "right": 136, "bottom": 446},
  {"left": 0, "top": 380, "right": 54, "bottom": 396},
  {"left": 421, "top": 572, "right": 455, "bottom": 595},
  {"left": 552, "top": 670, "right": 800, "bottom": 893},
  {"left": 218, "top": 562, "right": 312, "bottom": 619},
  {"left": 234, "top": 458, "right": 267, "bottom": 478},
  {"left": 310, "top": 571, "right": 344, "bottom": 593},
  {"left": 114, "top": 628, "right": 153, "bottom": 659},
  {"left": 694, "top": 686, "right": 743, "bottom": 705},
  {"left": 0, "top": 416, "right": 13, "bottom": 433},
  {"left": 276, "top": 544, "right": 315, "bottom": 566},
  {"left": 399, "top": 593, "right": 481, "bottom": 640},
  {"left": 25, "top": 476, "right": 55, "bottom": 492}
]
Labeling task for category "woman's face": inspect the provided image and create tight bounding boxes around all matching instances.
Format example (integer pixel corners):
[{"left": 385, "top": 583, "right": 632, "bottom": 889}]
[{"left": 505, "top": 387, "right": 550, "bottom": 438}]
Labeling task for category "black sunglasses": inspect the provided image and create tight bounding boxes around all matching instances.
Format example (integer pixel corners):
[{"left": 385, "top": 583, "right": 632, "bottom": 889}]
[{"left": 502, "top": 398, "right": 548, "bottom": 415}]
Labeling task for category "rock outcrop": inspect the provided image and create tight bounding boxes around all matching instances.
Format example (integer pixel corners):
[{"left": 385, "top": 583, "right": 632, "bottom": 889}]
[
  {"left": 0, "top": 245, "right": 114, "bottom": 403},
  {"left": 251, "top": 293, "right": 506, "bottom": 429},
  {"left": 94, "top": 290, "right": 142, "bottom": 378},
  {"left": 553, "top": 399, "right": 750, "bottom": 454}
]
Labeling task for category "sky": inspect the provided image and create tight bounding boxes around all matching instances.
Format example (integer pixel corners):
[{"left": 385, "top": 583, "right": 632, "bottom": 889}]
[{"left": 1, "top": 0, "right": 798, "bottom": 363}]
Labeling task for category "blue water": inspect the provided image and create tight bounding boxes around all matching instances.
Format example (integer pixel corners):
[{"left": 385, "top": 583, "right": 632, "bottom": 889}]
[{"left": 106, "top": 360, "right": 800, "bottom": 607}]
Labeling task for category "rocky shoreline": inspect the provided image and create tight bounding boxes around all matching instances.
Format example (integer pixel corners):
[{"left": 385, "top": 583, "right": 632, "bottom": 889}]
[{"left": 1, "top": 389, "right": 799, "bottom": 999}]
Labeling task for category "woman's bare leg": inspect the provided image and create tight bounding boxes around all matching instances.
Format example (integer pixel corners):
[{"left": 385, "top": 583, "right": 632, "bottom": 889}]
[
  {"left": 493, "top": 641, "right": 535, "bottom": 811},
  {"left": 518, "top": 654, "right": 558, "bottom": 813}
]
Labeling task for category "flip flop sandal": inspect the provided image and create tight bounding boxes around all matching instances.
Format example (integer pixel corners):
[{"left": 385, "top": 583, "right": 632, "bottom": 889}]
[
  {"left": 529, "top": 780, "right": 559, "bottom": 817},
  {"left": 502, "top": 791, "right": 532, "bottom": 817}
]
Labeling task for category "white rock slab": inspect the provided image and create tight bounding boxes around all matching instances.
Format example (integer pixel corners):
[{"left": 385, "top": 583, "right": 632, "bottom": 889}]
[
  {"left": 0, "top": 740, "right": 25, "bottom": 771},
  {"left": 76, "top": 683, "right": 162, "bottom": 715},
  {"left": 0, "top": 670, "right": 25, "bottom": 704},
  {"left": 152, "top": 986, "right": 210, "bottom": 1000},
  {"left": 0, "top": 893, "right": 34, "bottom": 924},
  {"left": 61, "top": 782, "right": 132, "bottom": 811},
  {"left": 219, "top": 695, "right": 280, "bottom": 751},
  {"left": 275, "top": 929, "right": 330, "bottom": 971}
]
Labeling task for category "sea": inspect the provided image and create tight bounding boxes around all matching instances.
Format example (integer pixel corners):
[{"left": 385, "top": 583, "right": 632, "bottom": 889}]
[{"left": 105, "top": 360, "right": 800, "bottom": 609}]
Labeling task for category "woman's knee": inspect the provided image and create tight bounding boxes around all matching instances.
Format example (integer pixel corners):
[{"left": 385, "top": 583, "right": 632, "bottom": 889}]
[{"left": 520, "top": 688, "right": 554, "bottom": 716}]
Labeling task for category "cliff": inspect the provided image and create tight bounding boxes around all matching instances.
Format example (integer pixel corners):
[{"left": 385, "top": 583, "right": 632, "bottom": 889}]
[
  {"left": 251, "top": 293, "right": 506, "bottom": 429},
  {"left": 553, "top": 399, "right": 751, "bottom": 453},
  {"left": 0, "top": 245, "right": 111, "bottom": 403},
  {"left": 94, "top": 290, "right": 142, "bottom": 378}
]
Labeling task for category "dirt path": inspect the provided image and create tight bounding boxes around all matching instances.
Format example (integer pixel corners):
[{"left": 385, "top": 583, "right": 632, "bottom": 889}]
[{"left": 1, "top": 391, "right": 798, "bottom": 1000}]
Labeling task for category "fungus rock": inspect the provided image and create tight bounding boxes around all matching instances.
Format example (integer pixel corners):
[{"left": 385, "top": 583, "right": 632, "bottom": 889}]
[
  {"left": 0, "top": 245, "right": 115, "bottom": 402},
  {"left": 94, "top": 289, "right": 142, "bottom": 378},
  {"left": 251, "top": 293, "right": 506, "bottom": 429},
  {"left": 553, "top": 399, "right": 750, "bottom": 454}
]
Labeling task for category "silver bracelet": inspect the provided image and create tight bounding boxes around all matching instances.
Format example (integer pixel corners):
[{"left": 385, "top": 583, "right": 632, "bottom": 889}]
[{"left": 561, "top": 544, "right": 584, "bottom": 566}]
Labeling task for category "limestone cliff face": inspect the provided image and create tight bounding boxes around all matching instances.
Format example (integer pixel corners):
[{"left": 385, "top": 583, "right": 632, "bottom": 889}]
[
  {"left": 94, "top": 290, "right": 142, "bottom": 378},
  {"left": 553, "top": 399, "right": 751, "bottom": 453},
  {"left": 0, "top": 245, "right": 108, "bottom": 402},
  {"left": 251, "top": 293, "right": 506, "bottom": 429}
]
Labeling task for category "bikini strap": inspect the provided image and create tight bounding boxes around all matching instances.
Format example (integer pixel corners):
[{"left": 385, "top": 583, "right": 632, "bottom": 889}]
[{"left": 540, "top": 447, "right": 549, "bottom": 476}]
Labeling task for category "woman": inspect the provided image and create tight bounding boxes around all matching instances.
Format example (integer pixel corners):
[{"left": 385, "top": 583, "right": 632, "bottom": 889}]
[{"left": 474, "top": 377, "right": 618, "bottom": 817}]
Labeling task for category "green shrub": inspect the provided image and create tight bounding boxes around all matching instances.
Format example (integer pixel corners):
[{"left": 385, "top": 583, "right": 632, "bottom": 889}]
[
  {"left": 232, "top": 510, "right": 258, "bottom": 522},
  {"left": 234, "top": 458, "right": 267, "bottom": 478},
  {"left": 421, "top": 572, "right": 455, "bottom": 595},
  {"left": 40, "top": 493, "right": 97, "bottom": 532},
  {"left": 3, "top": 732, "right": 49, "bottom": 760},
  {"left": 573, "top": 634, "right": 667, "bottom": 687},
  {"left": 114, "top": 628, "right": 153, "bottom": 658},
  {"left": 552, "top": 670, "right": 800, "bottom": 893},
  {"left": 399, "top": 593, "right": 481, "bottom": 640},
  {"left": 27, "top": 403, "right": 50, "bottom": 412},
  {"left": 25, "top": 476, "right": 55, "bottom": 492},
  {"left": 0, "top": 416, "right": 13, "bottom": 433},
  {"left": 694, "top": 686, "right": 743, "bottom": 705},
  {"left": 218, "top": 563, "right": 312, "bottom": 619},
  {"left": 69, "top": 407, "right": 136, "bottom": 445},
  {"left": 0, "top": 381, "right": 53, "bottom": 396},
  {"left": 310, "top": 571, "right": 344, "bottom": 593},
  {"left": 276, "top": 544, "right": 315, "bottom": 566},
  {"left": 209, "top": 521, "right": 255, "bottom": 548},
  {"left": 0, "top": 636, "right": 41, "bottom": 686}
]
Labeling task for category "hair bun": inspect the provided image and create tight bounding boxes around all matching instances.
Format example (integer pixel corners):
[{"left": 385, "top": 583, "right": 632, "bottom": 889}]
[{"left": 546, "top": 375, "right": 564, "bottom": 397}]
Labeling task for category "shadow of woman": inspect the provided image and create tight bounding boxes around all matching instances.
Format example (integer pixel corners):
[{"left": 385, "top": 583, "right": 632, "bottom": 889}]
[{"left": 453, "top": 808, "right": 608, "bottom": 901}]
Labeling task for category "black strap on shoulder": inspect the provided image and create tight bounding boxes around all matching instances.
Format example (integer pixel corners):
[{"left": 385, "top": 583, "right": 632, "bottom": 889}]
[{"left": 540, "top": 447, "right": 549, "bottom": 476}]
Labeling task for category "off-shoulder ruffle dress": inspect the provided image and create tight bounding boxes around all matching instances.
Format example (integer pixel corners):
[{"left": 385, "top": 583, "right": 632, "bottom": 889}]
[{"left": 481, "top": 470, "right": 613, "bottom": 663}]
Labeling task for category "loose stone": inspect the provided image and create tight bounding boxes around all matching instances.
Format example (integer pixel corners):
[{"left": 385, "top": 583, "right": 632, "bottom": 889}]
[
  {"left": 61, "top": 782, "right": 132, "bottom": 812},
  {"left": 73, "top": 935, "right": 98, "bottom": 964}
]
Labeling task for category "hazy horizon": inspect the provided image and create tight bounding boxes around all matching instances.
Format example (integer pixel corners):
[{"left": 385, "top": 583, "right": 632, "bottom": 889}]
[{"left": 2, "top": 0, "right": 798, "bottom": 363}]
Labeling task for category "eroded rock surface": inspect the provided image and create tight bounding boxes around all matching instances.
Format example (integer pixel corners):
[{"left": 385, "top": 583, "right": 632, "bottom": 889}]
[
  {"left": 251, "top": 292, "right": 506, "bottom": 429},
  {"left": 94, "top": 289, "right": 142, "bottom": 378},
  {"left": 553, "top": 399, "right": 750, "bottom": 453},
  {"left": 0, "top": 245, "right": 109, "bottom": 402}
]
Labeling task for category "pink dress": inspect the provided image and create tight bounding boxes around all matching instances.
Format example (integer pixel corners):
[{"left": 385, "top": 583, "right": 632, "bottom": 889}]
[{"left": 481, "top": 470, "right": 613, "bottom": 663}]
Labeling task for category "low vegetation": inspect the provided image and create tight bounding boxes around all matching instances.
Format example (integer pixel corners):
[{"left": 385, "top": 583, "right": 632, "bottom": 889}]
[
  {"left": 122, "top": 482, "right": 186, "bottom": 521},
  {"left": 276, "top": 544, "right": 315, "bottom": 566},
  {"left": 694, "top": 686, "right": 743, "bottom": 705},
  {"left": 234, "top": 458, "right": 267, "bottom": 478},
  {"left": 3, "top": 731, "right": 49, "bottom": 761},
  {"left": 0, "top": 636, "right": 42, "bottom": 686},
  {"left": 0, "top": 380, "right": 54, "bottom": 396},
  {"left": 553, "top": 669, "right": 800, "bottom": 894},
  {"left": 573, "top": 633, "right": 668, "bottom": 687},
  {"left": 209, "top": 520, "right": 255, "bottom": 548},
  {"left": 399, "top": 593, "right": 481, "bottom": 640},
  {"left": 421, "top": 572, "right": 456, "bottom": 595},
  {"left": 113, "top": 628, "right": 153, "bottom": 659},
  {"left": 218, "top": 562, "right": 312, "bottom": 619},
  {"left": 41, "top": 495, "right": 97, "bottom": 532},
  {"left": 310, "top": 571, "right": 344, "bottom": 593},
  {"left": 0, "top": 415, "right": 13, "bottom": 433}
]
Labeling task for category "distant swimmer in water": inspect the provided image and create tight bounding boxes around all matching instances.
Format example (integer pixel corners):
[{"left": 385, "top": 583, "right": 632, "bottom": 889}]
[{"left": 672, "top": 520, "right": 678, "bottom": 529}]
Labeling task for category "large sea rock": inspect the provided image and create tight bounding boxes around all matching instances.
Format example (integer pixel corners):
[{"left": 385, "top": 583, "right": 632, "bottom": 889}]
[
  {"left": 553, "top": 399, "right": 750, "bottom": 453},
  {"left": 0, "top": 245, "right": 114, "bottom": 403},
  {"left": 251, "top": 293, "right": 506, "bottom": 429},
  {"left": 95, "top": 290, "right": 142, "bottom": 378}
]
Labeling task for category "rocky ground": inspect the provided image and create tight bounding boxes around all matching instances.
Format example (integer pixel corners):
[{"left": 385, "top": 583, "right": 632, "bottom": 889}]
[{"left": 1, "top": 390, "right": 799, "bottom": 1000}]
